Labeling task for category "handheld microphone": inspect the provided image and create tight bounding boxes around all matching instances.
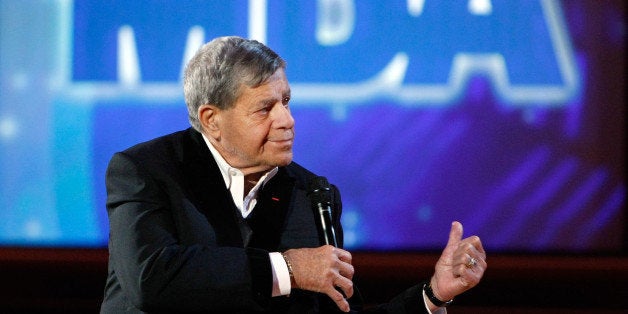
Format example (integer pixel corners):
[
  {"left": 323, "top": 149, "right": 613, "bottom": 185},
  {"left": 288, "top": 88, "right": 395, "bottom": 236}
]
[
  {"left": 308, "top": 176, "right": 338, "bottom": 247},
  {"left": 308, "top": 177, "right": 348, "bottom": 301}
]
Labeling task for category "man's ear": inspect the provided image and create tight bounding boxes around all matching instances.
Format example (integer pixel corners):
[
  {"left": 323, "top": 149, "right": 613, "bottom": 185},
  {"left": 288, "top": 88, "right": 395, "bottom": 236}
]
[{"left": 198, "top": 104, "right": 220, "bottom": 138}]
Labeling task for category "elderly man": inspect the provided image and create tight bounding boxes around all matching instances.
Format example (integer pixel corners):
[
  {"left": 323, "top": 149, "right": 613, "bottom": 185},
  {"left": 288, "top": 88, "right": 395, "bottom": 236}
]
[{"left": 100, "top": 36, "right": 486, "bottom": 313}]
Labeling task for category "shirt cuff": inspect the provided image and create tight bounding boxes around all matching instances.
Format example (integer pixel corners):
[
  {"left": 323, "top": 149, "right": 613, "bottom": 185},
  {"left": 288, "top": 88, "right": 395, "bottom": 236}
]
[
  {"left": 269, "top": 252, "right": 292, "bottom": 296},
  {"left": 422, "top": 288, "right": 447, "bottom": 314}
]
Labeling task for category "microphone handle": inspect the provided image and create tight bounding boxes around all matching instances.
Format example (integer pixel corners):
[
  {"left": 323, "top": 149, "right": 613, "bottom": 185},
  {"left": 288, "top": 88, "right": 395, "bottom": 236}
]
[
  {"left": 318, "top": 203, "right": 338, "bottom": 247},
  {"left": 313, "top": 187, "right": 346, "bottom": 299},
  {"left": 319, "top": 202, "right": 348, "bottom": 299}
]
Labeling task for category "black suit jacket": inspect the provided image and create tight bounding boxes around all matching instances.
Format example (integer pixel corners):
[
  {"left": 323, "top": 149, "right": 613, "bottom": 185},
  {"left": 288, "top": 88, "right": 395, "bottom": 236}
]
[{"left": 100, "top": 128, "right": 427, "bottom": 313}]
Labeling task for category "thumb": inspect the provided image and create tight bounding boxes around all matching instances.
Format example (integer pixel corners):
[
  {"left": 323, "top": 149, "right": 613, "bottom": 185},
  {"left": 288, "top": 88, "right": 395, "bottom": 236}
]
[{"left": 446, "top": 221, "right": 463, "bottom": 248}]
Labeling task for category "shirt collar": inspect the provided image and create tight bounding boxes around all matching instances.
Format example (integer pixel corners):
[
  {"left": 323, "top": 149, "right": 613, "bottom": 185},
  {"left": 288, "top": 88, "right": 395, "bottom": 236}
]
[{"left": 201, "top": 133, "right": 278, "bottom": 190}]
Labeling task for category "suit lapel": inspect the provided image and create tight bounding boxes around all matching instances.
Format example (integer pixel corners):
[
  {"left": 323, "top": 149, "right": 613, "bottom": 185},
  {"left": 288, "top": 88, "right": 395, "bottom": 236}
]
[
  {"left": 181, "top": 129, "right": 244, "bottom": 247},
  {"left": 247, "top": 168, "right": 295, "bottom": 251}
]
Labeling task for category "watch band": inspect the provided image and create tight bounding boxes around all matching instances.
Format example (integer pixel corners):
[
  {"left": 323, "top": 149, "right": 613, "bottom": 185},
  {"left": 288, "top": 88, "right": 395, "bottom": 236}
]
[{"left": 423, "top": 282, "right": 454, "bottom": 307}]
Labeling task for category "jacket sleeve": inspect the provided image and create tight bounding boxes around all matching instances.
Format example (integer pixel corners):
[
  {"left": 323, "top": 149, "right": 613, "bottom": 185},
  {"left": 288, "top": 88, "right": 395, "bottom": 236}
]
[
  {"left": 105, "top": 152, "right": 272, "bottom": 312},
  {"left": 359, "top": 284, "right": 430, "bottom": 314}
]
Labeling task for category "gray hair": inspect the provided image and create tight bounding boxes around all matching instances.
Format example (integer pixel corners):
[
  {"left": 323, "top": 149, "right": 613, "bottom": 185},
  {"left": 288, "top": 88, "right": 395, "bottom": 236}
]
[{"left": 183, "top": 36, "right": 286, "bottom": 132}]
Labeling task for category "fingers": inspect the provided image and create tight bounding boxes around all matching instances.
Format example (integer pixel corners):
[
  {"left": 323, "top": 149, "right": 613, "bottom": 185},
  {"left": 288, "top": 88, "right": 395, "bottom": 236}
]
[
  {"left": 337, "top": 252, "right": 355, "bottom": 280},
  {"left": 336, "top": 247, "right": 353, "bottom": 264},
  {"left": 333, "top": 269, "right": 354, "bottom": 297},
  {"left": 313, "top": 246, "right": 354, "bottom": 312},
  {"left": 432, "top": 222, "right": 487, "bottom": 301},
  {"left": 471, "top": 234, "right": 486, "bottom": 256},
  {"left": 449, "top": 222, "right": 485, "bottom": 265},
  {"left": 447, "top": 221, "right": 463, "bottom": 247},
  {"left": 285, "top": 246, "right": 354, "bottom": 312},
  {"left": 330, "top": 247, "right": 354, "bottom": 297},
  {"left": 325, "top": 273, "right": 353, "bottom": 312},
  {"left": 327, "top": 287, "right": 351, "bottom": 312},
  {"left": 452, "top": 237, "right": 487, "bottom": 287},
  {"left": 459, "top": 236, "right": 486, "bottom": 264}
]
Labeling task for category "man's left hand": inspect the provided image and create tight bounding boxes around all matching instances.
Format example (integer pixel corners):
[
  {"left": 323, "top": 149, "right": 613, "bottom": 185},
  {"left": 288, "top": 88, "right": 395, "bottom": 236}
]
[{"left": 429, "top": 221, "right": 487, "bottom": 304}]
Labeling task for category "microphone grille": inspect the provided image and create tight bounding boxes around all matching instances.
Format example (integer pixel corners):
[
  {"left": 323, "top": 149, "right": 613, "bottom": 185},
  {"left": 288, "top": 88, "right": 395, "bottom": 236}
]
[{"left": 308, "top": 176, "right": 332, "bottom": 205}]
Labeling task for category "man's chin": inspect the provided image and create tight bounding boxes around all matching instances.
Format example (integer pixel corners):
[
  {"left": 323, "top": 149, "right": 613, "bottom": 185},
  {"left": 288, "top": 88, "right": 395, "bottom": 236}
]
[{"left": 274, "top": 154, "right": 293, "bottom": 167}]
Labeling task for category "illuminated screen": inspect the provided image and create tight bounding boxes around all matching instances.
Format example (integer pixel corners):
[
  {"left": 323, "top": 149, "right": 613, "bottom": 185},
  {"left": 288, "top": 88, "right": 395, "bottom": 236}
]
[{"left": 0, "top": 0, "right": 625, "bottom": 252}]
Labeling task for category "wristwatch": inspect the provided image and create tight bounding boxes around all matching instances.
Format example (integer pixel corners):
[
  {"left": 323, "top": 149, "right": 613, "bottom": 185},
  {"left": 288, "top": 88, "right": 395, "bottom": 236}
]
[{"left": 423, "top": 282, "right": 454, "bottom": 307}]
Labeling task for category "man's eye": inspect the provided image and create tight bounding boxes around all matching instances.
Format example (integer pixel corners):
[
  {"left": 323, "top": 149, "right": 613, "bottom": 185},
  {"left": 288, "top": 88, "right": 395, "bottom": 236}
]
[
  {"left": 283, "top": 97, "right": 290, "bottom": 106},
  {"left": 258, "top": 106, "right": 272, "bottom": 114}
]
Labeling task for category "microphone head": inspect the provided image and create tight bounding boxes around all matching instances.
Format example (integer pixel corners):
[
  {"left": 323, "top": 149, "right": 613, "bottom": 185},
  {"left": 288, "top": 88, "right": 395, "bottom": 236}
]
[{"left": 308, "top": 176, "right": 332, "bottom": 206}]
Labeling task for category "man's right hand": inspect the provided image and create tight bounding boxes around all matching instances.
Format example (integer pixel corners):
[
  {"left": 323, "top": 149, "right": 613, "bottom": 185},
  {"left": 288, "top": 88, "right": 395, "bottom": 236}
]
[{"left": 283, "top": 245, "right": 354, "bottom": 312}]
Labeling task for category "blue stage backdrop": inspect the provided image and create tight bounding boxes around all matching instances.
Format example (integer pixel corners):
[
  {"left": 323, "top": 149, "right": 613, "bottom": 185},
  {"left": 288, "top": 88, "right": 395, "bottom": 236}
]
[{"left": 0, "top": 0, "right": 625, "bottom": 252}]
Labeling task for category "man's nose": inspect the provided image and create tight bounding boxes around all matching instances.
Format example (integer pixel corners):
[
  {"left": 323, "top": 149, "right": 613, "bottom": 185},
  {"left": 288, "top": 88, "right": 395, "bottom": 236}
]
[{"left": 272, "top": 104, "right": 295, "bottom": 128}]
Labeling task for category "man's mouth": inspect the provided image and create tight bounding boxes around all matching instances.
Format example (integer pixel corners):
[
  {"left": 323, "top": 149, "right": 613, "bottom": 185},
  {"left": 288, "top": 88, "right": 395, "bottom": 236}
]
[{"left": 268, "top": 130, "right": 294, "bottom": 142}]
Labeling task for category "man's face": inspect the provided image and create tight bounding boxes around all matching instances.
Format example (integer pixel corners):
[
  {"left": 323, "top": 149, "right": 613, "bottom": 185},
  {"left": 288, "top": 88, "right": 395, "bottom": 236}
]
[{"left": 209, "top": 68, "right": 295, "bottom": 174}]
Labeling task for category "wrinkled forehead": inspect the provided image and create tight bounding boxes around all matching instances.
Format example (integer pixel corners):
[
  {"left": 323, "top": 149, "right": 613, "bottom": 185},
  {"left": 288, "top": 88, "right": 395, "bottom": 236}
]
[
  {"left": 233, "top": 68, "right": 290, "bottom": 102},
  {"left": 235, "top": 66, "right": 288, "bottom": 93}
]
